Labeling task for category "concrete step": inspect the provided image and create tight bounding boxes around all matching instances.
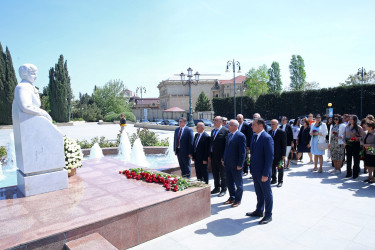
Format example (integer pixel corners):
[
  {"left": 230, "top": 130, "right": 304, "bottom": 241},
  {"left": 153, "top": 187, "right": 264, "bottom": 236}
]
[{"left": 65, "top": 233, "right": 117, "bottom": 250}]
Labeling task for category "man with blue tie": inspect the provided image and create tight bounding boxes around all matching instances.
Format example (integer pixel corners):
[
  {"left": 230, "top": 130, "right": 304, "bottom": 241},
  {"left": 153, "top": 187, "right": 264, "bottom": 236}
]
[
  {"left": 222, "top": 119, "right": 247, "bottom": 208},
  {"left": 247, "top": 118, "right": 274, "bottom": 224},
  {"left": 192, "top": 122, "right": 210, "bottom": 184},
  {"left": 174, "top": 117, "right": 194, "bottom": 178}
]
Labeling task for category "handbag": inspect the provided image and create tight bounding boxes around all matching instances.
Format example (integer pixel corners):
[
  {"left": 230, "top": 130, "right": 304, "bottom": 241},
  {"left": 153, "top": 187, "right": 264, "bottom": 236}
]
[{"left": 317, "top": 141, "right": 328, "bottom": 150}]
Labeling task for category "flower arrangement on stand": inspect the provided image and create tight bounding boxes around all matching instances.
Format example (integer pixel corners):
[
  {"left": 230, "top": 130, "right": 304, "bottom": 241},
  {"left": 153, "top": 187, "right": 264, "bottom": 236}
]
[
  {"left": 119, "top": 168, "right": 205, "bottom": 191},
  {"left": 64, "top": 136, "right": 83, "bottom": 176}
]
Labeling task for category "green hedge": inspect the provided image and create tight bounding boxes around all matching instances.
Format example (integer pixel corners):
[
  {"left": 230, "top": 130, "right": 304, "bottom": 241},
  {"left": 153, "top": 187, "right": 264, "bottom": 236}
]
[{"left": 213, "top": 84, "right": 375, "bottom": 120}]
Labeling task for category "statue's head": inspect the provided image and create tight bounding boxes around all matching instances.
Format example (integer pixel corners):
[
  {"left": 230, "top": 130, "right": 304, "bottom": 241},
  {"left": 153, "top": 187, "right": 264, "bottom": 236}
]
[{"left": 19, "top": 64, "right": 38, "bottom": 84}]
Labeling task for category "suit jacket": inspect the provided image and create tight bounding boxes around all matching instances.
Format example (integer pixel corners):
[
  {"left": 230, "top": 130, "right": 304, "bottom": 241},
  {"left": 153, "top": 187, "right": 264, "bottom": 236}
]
[
  {"left": 280, "top": 124, "right": 293, "bottom": 146},
  {"left": 211, "top": 126, "right": 229, "bottom": 159},
  {"left": 269, "top": 129, "right": 287, "bottom": 161},
  {"left": 192, "top": 132, "right": 210, "bottom": 163},
  {"left": 239, "top": 121, "right": 251, "bottom": 147},
  {"left": 223, "top": 131, "right": 247, "bottom": 168},
  {"left": 174, "top": 126, "right": 194, "bottom": 156},
  {"left": 250, "top": 131, "right": 274, "bottom": 178}
]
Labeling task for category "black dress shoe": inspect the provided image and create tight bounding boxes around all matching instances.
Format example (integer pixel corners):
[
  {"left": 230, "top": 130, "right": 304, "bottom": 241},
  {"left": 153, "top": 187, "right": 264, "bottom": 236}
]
[
  {"left": 218, "top": 190, "right": 226, "bottom": 197},
  {"left": 245, "top": 211, "right": 263, "bottom": 217},
  {"left": 345, "top": 174, "right": 352, "bottom": 178},
  {"left": 353, "top": 175, "right": 358, "bottom": 179},
  {"left": 259, "top": 217, "right": 272, "bottom": 225},
  {"left": 277, "top": 182, "right": 283, "bottom": 188},
  {"left": 211, "top": 188, "right": 220, "bottom": 194},
  {"left": 270, "top": 180, "right": 277, "bottom": 185}
]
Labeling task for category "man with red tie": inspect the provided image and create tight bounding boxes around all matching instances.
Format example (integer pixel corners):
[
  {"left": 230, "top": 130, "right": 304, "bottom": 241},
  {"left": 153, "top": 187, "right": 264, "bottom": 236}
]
[{"left": 174, "top": 117, "right": 194, "bottom": 178}]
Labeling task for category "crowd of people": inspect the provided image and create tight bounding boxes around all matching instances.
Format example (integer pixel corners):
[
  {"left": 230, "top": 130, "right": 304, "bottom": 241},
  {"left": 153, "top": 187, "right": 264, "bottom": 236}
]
[{"left": 173, "top": 112, "right": 375, "bottom": 225}]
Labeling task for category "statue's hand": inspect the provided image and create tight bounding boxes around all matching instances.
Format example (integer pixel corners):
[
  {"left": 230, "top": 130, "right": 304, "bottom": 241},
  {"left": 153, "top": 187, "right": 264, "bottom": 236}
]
[{"left": 42, "top": 110, "right": 52, "bottom": 123}]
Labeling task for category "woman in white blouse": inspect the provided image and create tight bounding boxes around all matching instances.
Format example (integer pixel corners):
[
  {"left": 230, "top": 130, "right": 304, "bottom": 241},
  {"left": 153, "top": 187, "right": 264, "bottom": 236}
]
[{"left": 310, "top": 114, "right": 328, "bottom": 173}]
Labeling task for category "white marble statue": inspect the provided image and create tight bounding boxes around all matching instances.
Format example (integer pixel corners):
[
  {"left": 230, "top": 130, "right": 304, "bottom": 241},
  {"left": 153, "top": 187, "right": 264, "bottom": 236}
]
[
  {"left": 12, "top": 63, "right": 68, "bottom": 196},
  {"left": 14, "top": 64, "right": 52, "bottom": 122}
]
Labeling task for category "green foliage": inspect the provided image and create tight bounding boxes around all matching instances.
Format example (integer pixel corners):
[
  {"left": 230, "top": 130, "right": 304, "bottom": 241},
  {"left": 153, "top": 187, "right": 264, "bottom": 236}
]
[
  {"left": 104, "top": 111, "right": 135, "bottom": 122},
  {"left": 0, "top": 43, "right": 18, "bottom": 125},
  {"left": 81, "top": 103, "right": 103, "bottom": 122},
  {"left": 304, "top": 81, "right": 320, "bottom": 90},
  {"left": 129, "top": 128, "right": 169, "bottom": 146},
  {"left": 213, "top": 84, "right": 375, "bottom": 120},
  {"left": 212, "top": 96, "right": 256, "bottom": 119},
  {"left": 339, "top": 70, "right": 375, "bottom": 86},
  {"left": 268, "top": 61, "right": 282, "bottom": 93},
  {"left": 93, "top": 79, "right": 129, "bottom": 116},
  {"left": 48, "top": 55, "right": 72, "bottom": 122},
  {"left": 245, "top": 65, "right": 269, "bottom": 100},
  {"left": 195, "top": 91, "right": 212, "bottom": 111},
  {"left": 289, "top": 55, "right": 306, "bottom": 91},
  {"left": 76, "top": 136, "right": 119, "bottom": 149},
  {"left": 0, "top": 145, "right": 6, "bottom": 162}
]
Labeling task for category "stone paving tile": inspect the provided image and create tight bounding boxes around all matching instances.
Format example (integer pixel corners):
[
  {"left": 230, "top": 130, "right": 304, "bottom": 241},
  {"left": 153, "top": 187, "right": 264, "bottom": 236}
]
[{"left": 130, "top": 158, "right": 375, "bottom": 250}]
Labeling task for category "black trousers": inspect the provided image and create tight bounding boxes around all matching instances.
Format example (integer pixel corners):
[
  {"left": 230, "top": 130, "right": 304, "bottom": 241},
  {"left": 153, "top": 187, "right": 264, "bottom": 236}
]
[
  {"left": 195, "top": 161, "right": 208, "bottom": 184},
  {"left": 345, "top": 142, "right": 360, "bottom": 177},
  {"left": 271, "top": 158, "right": 284, "bottom": 183},
  {"left": 211, "top": 155, "right": 226, "bottom": 190}
]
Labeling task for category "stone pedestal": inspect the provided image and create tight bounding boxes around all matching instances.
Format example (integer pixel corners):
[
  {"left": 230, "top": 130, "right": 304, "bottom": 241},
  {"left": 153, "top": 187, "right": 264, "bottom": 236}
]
[
  {"left": 13, "top": 110, "right": 68, "bottom": 196},
  {"left": 17, "top": 169, "right": 68, "bottom": 197}
]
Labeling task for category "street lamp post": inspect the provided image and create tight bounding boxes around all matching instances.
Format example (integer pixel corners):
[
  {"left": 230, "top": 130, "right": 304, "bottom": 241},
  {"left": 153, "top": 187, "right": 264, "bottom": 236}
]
[
  {"left": 357, "top": 67, "right": 366, "bottom": 119},
  {"left": 180, "top": 67, "right": 200, "bottom": 127},
  {"left": 136, "top": 86, "right": 146, "bottom": 122},
  {"left": 226, "top": 59, "right": 241, "bottom": 118}
]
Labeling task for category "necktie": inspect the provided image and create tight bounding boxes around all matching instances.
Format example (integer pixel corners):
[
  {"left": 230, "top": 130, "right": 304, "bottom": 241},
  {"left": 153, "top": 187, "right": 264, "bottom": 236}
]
[
  {"left": 253, "top": 134, "right": 258, "bottom": 144},
  {"left": 212, "top": 129, "right": 217, "bottom": 139},
  {"left": 177, "top": 128, "right": 182, "bottom": 148},
  {"left": 194, "top": 134, "right": 201, "bottom": 152}
]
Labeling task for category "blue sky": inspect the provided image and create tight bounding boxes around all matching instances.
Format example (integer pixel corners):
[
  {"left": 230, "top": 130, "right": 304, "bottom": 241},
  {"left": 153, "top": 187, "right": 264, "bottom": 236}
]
[{"left": 1, "top": 0, "right": 374, "bottom": 98}]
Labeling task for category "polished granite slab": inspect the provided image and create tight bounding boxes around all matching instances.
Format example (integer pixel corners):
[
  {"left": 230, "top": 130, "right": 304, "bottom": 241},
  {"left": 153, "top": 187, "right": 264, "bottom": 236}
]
[{"left": 0, "top": 158, "right": 210, "bottom": 249}]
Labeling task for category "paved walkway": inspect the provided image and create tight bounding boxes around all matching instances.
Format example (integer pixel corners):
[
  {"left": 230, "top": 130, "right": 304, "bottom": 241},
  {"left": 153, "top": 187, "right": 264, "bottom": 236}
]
[{"left": 131, "top": 158, "right": 375, "bottom": 250}]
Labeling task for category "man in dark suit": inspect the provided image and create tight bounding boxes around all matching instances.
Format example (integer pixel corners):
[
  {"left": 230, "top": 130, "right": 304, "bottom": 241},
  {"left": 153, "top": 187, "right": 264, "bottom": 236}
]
[
  {"left": 237, "top": 114, "right": 251, "bottom": 176},
  {"left": 269, "top": 119, "right": 287, "bottom": 187},
  {"left": 280, "top": 116, "right": 293, "bottom": 169},
  {"left": 174, "top": 117, "right": 194, "bottom": 178},
  {"left": 192, "top": 122, "right": 210, "bottom": 184},
  {"left": 247, "top": 118, "right": 274, "bottom": 224},
  {"left": 210, "top": 116, "right": 229, "bottom": 197},
  {"left": 222, "top": 119, "right": 247, "bottom": 208}
]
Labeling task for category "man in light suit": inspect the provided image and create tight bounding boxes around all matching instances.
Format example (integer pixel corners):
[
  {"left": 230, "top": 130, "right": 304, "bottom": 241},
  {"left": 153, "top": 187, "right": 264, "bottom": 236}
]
[
  {"left": 269, "top": 119, "right": 287, "bottom": 187},
  {"left": 192, "top": 122, "right": 210, "bottom": 184},
  {"left": 210, "top": 116, "right": 229, "bottom": 196},
  {"left": 247, "top": 118, "right": 274, "bottom": 224},
  {"left": 222, "top": 119, "right": 247, "bottom": 208},
  {"left": 174, "top": 117, "right": 194, "bottom": 178}
]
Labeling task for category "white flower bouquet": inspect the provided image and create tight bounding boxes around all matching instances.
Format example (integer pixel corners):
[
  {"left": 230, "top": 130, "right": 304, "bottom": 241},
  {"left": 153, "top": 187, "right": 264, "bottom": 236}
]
[{"left": 63, "top": 136, "right": 83, "bottom": 174}]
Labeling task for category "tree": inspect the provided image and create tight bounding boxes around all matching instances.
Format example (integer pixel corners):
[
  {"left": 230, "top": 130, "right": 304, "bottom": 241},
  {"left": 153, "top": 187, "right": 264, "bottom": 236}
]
[
  {"left": 195, "top": 91, "right": 211, "bottom": 111},
  {"left": 304, "top": 81, "right": 320, "bottom": 90},
  {"left": 339, "top": 70, "right": 375, "bottom": 86},
  {"left": 289, "top": 55, "right": 306, "bottom": 91},
  {"left": 48, "top": 55, "right": 72, "bottom": 122},
  {"left": 268, "top": 61, "right": 282, "bottom": 93},
  {"left": 0, "top": 44, "right": 18, "bottom": 125},
  {"left": 245, "top": 64, "right": 269, "bottom": 100},
  {"left": 93, "top": 79, "right": 130, "bottom": 117}
]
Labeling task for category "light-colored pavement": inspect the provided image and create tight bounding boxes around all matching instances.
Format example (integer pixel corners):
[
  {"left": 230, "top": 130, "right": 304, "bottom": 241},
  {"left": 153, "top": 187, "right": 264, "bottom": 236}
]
[{"left": 131, "top": 158, "right": 375, "bottom": 250}]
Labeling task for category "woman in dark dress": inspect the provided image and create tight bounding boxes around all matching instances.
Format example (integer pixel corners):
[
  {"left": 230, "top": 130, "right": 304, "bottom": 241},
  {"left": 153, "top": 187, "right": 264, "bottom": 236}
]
[{"left": 297, "top": 119, "right": 312, "bottom": 163}]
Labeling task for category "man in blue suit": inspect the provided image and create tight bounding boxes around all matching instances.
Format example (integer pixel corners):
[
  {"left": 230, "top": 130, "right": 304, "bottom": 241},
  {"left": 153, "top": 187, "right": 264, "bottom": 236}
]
[
  {"left": 222, "top": 119, "right": 247, "bottom": 208},
  {"left": 247, "top": 118, "right": 274, "bottom": 224},
  {"left": 174, "top": 117, "right": 194, "bottom": 178}
]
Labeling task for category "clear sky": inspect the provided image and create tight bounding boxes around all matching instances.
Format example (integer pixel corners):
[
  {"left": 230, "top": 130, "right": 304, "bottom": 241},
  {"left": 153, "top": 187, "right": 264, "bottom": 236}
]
[{"left": 1, "top": 0, "right": 374, "bottom": 98}]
